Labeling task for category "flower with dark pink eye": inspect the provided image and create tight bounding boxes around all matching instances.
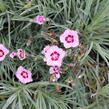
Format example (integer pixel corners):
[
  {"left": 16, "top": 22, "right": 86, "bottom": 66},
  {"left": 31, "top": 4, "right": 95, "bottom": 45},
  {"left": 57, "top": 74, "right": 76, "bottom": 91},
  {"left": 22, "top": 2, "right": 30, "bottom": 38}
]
[
  {"left": 49, "top": 66, "right": 60, "bottom": 79},
  {"left": 15, "top": 66, "right": 33, "bottom": 84},
  {"left": 43, "top": 45, "right": 66, "bottom": 67},
  {"left": 60, "top": 30, "right": 79, "bottom": 48},
  {"left": 17, "top": 49, "right": 26, "bottom": 60},
  {"left": 0, "top": 44, "right": 9, "bottom": 61}
]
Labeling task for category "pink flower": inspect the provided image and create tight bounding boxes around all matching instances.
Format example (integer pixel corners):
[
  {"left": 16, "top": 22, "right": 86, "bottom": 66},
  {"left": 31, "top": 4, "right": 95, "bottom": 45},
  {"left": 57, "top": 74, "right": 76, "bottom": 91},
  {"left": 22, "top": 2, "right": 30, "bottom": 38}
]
[
  {"left": 49, "top": 66, "right": 60, "bottom": 79},
  {"left": 42, "top": 45, "right": 66, "bottom": 66},
  {"left": 9, "top": 52, "right": 16, "bottom": 58},
  {"left": 60, "top": 30, "right": 79, "bottom": 48},
  {"left": 15, "top": 66, "right": 33, "bottom": 84},
  {"left": 35, "top": 16, "right": 46, "bottom": 24},
  {"left": 17, "top": 49, "right": 26, "bottom": 60},
  {"left": 0, "top": 44, "right": 9, "bottom": 61}
]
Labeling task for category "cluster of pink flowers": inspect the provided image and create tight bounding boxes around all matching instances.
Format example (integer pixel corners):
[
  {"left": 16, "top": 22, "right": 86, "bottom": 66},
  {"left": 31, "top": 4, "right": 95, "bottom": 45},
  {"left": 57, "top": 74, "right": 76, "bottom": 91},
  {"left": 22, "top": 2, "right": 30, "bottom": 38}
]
[
  {"left": 10, "top": 49, "right": 32, "bottom": 84},
  {"left": 0, "top": 16, "right": 80, "bottom": 84},
  {"left": 0, "top": 44, "right": 31, "bottom": 84},
  {"left": 42, "top": 45, "right": 66, "bottom": 80},
  {"left": 42, "top": 29, "right": 79, "bottom": 80},
  {"left": 0, "top": 45, "right": 27, "bottom": 61},
  {"left": 10, "top": 49, "right": 26, "bottom": 60}
]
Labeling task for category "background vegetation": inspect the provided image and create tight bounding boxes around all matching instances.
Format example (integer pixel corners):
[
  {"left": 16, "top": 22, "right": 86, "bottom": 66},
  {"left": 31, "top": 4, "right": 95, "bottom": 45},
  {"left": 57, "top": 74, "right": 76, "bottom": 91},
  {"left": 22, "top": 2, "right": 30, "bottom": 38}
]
[{"left": 0, "top": 0, "right": 109, "bottom": 109}]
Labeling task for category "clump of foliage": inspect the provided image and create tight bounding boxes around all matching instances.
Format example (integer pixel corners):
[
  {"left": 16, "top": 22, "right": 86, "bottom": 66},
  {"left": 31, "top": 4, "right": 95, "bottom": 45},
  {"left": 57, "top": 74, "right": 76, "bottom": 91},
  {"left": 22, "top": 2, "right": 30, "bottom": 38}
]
[{"left": 0, "top": 0, "right": 109, "bottom": 109}]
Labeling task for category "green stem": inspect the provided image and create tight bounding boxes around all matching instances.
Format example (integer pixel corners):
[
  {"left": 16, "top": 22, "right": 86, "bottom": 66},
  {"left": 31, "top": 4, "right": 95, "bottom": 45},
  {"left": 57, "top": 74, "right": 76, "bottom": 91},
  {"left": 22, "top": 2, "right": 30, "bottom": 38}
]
[{"left": 78, "top": 102, "right": 96, "bottom": 109}]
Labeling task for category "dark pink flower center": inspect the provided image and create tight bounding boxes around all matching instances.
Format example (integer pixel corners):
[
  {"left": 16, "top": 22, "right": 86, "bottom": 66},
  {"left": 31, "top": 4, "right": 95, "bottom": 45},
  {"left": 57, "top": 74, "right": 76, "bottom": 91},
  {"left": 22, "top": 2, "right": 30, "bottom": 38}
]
[
  {"left": 50, "top": 51, "right": 60, "bottom": 61},
  {"left": 65, "top": 35, "right": 74, "bottom": 43},
  {"left": 53, "top": 66, "right": 60, "bottom": 74},
  {"left": 0, "top": 50, "right": 4, "bottom": 57},
  {"left": 21, "top": 71, "right": 28, "bottom": 78},
  {"left": 12, "top": 53, "right": 15, "bottom": 56},
  {"left": 19, "top": 50, "right": 25, "bottom": 58}
]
